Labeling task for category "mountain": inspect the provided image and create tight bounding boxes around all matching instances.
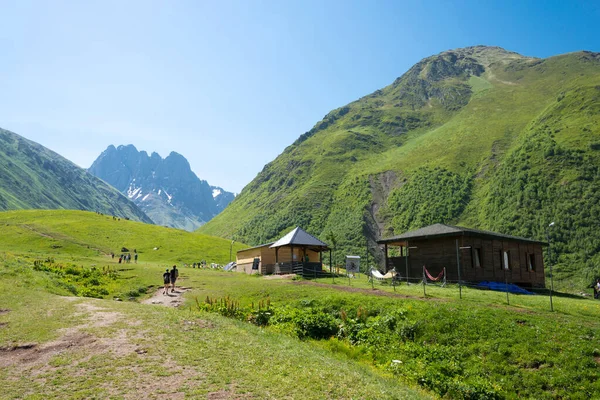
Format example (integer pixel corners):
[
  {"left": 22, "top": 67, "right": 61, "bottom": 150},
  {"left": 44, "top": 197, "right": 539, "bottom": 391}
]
[
  {"left": 199, "top": 46, "right": 600, "bottom": 288},
  {"left": 89, "top": 145, "right": 235, "bottom": 231},
  {"left": 0, "top": 128, "right": 153, "bottom": 223}
]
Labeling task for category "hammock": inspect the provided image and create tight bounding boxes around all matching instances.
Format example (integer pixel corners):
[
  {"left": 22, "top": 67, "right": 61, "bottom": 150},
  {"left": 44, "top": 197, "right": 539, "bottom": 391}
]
[
  {"left": 423, "top": 266, "right": 446, "bottom": 286},
  {"left": 369, "top": 268, "right": 398, "bottom": 280},
  {"left": 424, "top": 266, "right": 445, "bottom": 281}
]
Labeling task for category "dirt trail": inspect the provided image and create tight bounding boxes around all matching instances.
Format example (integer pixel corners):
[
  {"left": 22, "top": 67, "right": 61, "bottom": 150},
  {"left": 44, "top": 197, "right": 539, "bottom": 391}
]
[
  {"left": 141, "top": 285, "right": 192, "bottom": 308},
  {"left": 1, "top": 297, "right": 204, "bottom": 399},
  {"left": 0, "top": 300, "right": 139, "bottom": 369}
]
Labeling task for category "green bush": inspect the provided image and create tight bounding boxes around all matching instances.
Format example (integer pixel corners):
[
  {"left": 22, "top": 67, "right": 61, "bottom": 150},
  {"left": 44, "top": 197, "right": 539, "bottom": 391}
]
[
  {"left": 294, "top": 310, "right": 339, "bottom": 340},
  {"left": 80, "top": 287, "right": 109, "bottom": 298}
]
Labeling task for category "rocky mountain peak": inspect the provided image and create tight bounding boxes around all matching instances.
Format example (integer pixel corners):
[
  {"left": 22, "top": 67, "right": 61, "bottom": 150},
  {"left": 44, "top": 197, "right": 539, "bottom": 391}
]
[{"left": 89, "top": 146, "right": 235, "bottom": 231}]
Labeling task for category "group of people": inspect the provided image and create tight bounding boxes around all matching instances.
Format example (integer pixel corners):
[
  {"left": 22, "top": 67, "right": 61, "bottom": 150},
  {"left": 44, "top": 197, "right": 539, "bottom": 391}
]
[
  {"left": 163, "top": 265, "right": 179, "bottom": 295},
  {"left": 118, "top": 253, "right": 138, "bottom": 264},
  {"left": 189, "top": 261, "right": 206, "bottom": 268},
  {"left": 111, "top": 249, "right": 138, "bottom": 264}
]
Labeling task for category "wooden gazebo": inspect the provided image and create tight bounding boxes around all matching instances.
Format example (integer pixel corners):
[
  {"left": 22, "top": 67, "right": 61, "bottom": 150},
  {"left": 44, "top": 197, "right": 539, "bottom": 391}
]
[{"left": 270, "top": 227, "right": 330, "bottom": 275}]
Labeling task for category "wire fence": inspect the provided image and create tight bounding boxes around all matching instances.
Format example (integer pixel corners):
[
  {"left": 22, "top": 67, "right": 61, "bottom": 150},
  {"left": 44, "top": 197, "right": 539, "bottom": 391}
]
[{"left": 314, "top": 264, "right": 593, "bottom": 312}]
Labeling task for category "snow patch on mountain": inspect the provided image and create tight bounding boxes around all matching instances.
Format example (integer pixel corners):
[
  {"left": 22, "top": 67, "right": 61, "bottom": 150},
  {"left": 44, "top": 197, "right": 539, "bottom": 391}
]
[
  {"left": 127, "top": 185, "right": 142, "bottom": 199},
  {"left": 212, "top": 189, "right": 221, "bottom": 198}
]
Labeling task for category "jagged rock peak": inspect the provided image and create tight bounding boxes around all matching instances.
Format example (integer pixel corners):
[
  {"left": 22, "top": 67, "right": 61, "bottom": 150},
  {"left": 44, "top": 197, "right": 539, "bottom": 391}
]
[
  {"left": 88, "top": 144, "right": 235, "bottom": 231},
  {"left": 117, "top": 144, "right": 139, "bottom": 153},
  {"left": 165, "top": 151, "right": 191, "bottom": 169}
]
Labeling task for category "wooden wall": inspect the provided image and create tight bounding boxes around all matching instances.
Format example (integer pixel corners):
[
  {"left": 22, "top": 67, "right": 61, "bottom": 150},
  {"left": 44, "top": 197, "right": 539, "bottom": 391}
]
[
  {"left": 236, "top": 246, "right": 277, "bottom": 274},
  {"left": 236, "top": 245, "right": 322, "bottom": 275},
  {"left": 388, "top": 235, "right": 545, "bottom": 287},
  {"left": 273, "top": 247, "right": 321, "bottom": 263}
]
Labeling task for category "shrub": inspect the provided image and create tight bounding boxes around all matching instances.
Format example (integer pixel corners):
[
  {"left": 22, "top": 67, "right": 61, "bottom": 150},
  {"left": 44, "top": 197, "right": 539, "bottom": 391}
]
[
  {"left": 80, "top": 287, "right": 109, "bottom": 298},
  {"left": 294, "top": 309, "right": 339, "bottom": 340}
]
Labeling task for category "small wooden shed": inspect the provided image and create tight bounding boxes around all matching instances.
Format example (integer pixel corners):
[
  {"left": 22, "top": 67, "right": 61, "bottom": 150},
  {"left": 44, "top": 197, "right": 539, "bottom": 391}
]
[
  {"left": 377, "top": 223, "right": 547, "bottom": 288},
  {"left": 236, "top": 227, "right": 329, "bottom": 275}
]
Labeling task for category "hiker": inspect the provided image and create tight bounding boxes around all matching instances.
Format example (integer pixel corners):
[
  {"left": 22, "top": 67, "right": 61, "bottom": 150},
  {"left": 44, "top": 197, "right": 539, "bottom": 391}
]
[
  {"left": 118, "top": 256, "right": 122, "bottom": 264},
  {"left": 162, "top": 269, "right": 171, "bottom": 295},
  {"left": 595, "top": 279, "right": 600, "bottom": 299},
  {"left": 170, "top": 265, "right": 179, "bottom": 293},
  {"left": 134, "top": 253, "right": 138, "bottom": 263}
]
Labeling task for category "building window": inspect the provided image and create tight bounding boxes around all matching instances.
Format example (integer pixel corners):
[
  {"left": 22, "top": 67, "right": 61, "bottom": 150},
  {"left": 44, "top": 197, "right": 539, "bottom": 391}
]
[
  {"left": 472, "top": 248, "right": 481, "bottom": 268},
  {"left": 527, "top": 253, "right": 536, "bottom": 271},
  {"left": 502, "top": 250, "right": 510, "bottom": 270}
]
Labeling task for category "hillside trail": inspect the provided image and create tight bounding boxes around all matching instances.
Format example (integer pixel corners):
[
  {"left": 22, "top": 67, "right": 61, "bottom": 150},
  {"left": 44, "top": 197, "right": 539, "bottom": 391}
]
[
  {"left": 1, "top": 297, "right": 205, "bottom": 399},
  {"left": 141, "top": 281, "right": 192, "bottom": 308}
]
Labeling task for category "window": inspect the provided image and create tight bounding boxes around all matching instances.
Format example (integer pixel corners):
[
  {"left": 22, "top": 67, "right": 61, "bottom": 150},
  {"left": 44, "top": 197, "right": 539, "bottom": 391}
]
[
  {"left": 472, "top": 248, "right": 481, "bottom": 268},
  {"left": 502, "top": 250, "right": 510, "bottom": 270},
  {"left": 527, "top": 253, "right": 536, "bottom": 271}
]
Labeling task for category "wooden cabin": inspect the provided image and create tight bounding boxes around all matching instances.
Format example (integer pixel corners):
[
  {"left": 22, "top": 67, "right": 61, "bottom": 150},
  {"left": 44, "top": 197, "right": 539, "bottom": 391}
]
[
  {"left": 236, "top": 242, "right": 276, "bottom": 274},
  {"left": 377, "top": 224, "right": 547, "bottom": 288},
  {"left": 236, "top": 227, "right": 329, "bottom": 275}
]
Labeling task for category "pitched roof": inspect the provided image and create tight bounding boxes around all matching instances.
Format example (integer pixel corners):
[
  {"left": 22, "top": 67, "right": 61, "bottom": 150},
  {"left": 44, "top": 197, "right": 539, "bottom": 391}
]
[
  {"left": 270, "top": 227, "right": 329, "bottom": 249},
  {"left": 377, "top": 223, "right": 547, "bottom": 245},
  {"left": 236, "top": 242, "right": 275, "bottom": 253}
]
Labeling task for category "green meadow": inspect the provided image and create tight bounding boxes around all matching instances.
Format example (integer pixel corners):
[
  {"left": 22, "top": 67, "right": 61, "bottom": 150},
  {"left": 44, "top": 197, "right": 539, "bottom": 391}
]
[{"left": 2, "top": 210, "right": 600, "bottom": 399}]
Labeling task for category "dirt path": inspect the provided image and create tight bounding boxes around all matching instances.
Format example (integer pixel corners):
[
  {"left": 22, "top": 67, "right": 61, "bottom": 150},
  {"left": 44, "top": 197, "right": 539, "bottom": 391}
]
[
  {"left": 141, "top": 285, "right": 192, "bottom": 308},
  {"left": 1, "top": 297, "right": 204, "bottom": 399},
  {"left": 0, "top": 299, "right": 141, "bottom": 369}
]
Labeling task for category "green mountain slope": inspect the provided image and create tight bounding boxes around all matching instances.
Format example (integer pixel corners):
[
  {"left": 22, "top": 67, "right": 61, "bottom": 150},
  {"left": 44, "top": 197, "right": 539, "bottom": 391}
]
[
  {"left": 199, "top": 46, "right": 600, "bottom": 288},
  {"left": 0, "top": 128, "right": 152, "bottom": 223},
  {"left": 0, "top": 209, "right": 246, "bottom": 264}
]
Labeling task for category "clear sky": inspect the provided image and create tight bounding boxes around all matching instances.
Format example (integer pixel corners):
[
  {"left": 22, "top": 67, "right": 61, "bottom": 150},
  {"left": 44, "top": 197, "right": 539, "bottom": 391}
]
[{"left": 1, "top": 0, "right": 598, "bottom": 192}]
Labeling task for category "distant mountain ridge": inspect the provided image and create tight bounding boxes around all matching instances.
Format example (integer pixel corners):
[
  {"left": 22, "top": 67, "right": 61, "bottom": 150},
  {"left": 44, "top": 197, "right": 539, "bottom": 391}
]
[
  {"left": 0, "top": 128, "right": 153, "bottom": 223},
  {"left": 89, "top": 145, "right": 234, "bottom": 231}
]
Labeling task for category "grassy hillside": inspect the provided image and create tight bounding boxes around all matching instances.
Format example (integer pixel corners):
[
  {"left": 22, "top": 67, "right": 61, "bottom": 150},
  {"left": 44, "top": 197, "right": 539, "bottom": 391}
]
[
  {"left": 1, "top": 211, "right": 600, "bottom": 398},
  {"left": 200, "top": 47, "right": 600, "bottom": 290},
  {"left": 0, "top": 128, "right": 152, "bottom": 223},
  {"left": 0, "top": 210, "right": 247, "bottom": 300},
  {"left": 0, "top": 210, "right": 245, "bottom": 265}
]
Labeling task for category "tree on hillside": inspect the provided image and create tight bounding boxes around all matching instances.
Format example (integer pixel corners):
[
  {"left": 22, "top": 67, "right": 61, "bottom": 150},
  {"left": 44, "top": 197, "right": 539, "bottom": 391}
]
[{"left": 325, "top": 230, "right": 337, "bottom": 273}]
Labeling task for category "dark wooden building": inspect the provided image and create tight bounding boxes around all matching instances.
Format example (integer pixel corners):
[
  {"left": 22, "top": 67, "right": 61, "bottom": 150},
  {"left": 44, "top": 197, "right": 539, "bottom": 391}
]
[{"left": 377, "top": 224, "right": 547, "bottom": 288}]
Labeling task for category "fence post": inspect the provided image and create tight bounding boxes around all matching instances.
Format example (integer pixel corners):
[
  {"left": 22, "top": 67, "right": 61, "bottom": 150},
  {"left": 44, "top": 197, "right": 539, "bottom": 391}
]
[{"left": 422, "top": 265, "right": 426, "bottom": 297}]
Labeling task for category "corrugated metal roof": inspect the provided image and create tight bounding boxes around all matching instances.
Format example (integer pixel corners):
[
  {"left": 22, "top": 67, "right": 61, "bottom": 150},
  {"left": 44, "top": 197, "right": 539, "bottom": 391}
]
[
  {"left": 270, "top": 227, "right": 329, "bottom": 249},
  {"left": 377, "top": 223, "right": 547, "bottom": 245}
]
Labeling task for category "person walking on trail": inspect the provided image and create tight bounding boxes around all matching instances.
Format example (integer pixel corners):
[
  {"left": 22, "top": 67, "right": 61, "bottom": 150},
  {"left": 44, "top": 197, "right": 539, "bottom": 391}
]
[
  {"left": 170, "top": 265, "right": 179, "bottom": 293},
  {"left": 162, "top": 269, "right": 171, "bottom": 295}
]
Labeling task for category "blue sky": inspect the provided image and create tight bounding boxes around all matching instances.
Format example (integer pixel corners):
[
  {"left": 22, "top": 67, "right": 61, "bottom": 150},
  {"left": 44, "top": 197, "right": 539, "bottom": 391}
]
[{"left": 1, "top": 0, "right": 598, "bottom": 192}]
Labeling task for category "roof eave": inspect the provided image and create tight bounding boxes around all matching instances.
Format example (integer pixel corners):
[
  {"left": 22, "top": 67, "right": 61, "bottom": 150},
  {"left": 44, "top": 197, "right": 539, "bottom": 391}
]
[{"left": 378, "top": 231, "right": 547, "bottom": 246}]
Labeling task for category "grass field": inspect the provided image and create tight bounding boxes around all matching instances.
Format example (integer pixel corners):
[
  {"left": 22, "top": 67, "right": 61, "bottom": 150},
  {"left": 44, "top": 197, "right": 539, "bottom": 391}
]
[
  {"left": 0, "top": 210, "right": 430, "bottom": 399},
  {"left": 2, "top": 210, "right": 600, "bottom": 399}
]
